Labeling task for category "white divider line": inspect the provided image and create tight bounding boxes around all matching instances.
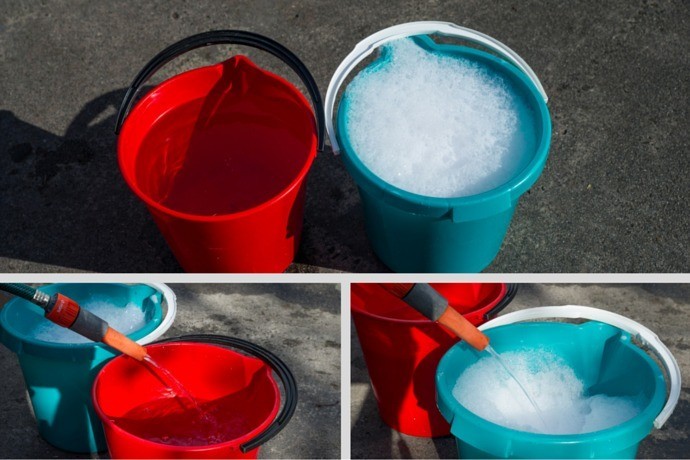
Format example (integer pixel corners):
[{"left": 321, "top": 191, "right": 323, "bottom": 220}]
[
  {"left": 340, "top": 280, "right": 352, "bottom": 460},
  {"left": 0, "top": 273, "right": 689, "bottom": 284}
]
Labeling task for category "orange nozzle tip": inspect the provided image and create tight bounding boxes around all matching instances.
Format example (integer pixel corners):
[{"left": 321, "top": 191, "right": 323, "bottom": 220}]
[
  {"left": 438, "top": 307, "right": 490, "bottom": 351},
  {"left": 103, "top": 328, "right": 148, "bottom": 361}
]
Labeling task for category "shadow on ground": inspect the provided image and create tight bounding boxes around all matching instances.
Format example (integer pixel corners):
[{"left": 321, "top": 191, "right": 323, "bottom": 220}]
[{"left": 0, "top": 90, "right": 180, "bottom": 272}]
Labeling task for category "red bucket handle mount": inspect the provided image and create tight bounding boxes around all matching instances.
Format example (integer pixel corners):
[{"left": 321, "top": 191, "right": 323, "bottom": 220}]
[{"left": 115, "top": 30, "right": 325, "bottom": 152}]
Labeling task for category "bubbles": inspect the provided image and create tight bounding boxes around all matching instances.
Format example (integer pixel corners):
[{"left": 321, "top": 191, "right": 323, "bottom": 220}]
[
  {"left": 343, "top": 38, "right": 527, "bottom": 198},
  {"left": 452, "top": 350, "right": 643, "bottom": 434},
  {"left": 31, "top": 298, "right": 147, "bottom": 344}
]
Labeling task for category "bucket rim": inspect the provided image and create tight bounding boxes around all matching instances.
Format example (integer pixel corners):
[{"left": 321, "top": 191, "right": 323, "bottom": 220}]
[
  {"left": 436, "top": 321, "right": 668, "bottom": 450},
  {"left": 351, "top": 283, "right": 509, "bottom": 325},
  {"left": 117, "top": 57, "right": 318, "bottom": 223},
  {"left": 0, "top": 283, "right": 167, "bottom": 352},
  {"left": 336, "top": 43, "right": 551, "bottom": 215},
  {"left": 92, "top": 341, "right": 282, "bottom": 452}
]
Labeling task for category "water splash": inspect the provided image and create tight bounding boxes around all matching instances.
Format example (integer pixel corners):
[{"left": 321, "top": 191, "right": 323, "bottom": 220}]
[{"left": 142, "top": 355, "right": 203, "bottom": 413}]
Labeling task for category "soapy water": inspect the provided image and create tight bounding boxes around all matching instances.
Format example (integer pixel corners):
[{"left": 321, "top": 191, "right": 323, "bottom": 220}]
[
  {"left": 31, "top": 298, "right": 147, "bottom": 343},
  {"left": 343, "top": 38, "right": 529, "bottom": 198},
  {"left": 484, "top": 345, "right": 547, "bottom": 431},
  {"left": 453, "top": 350, "right": 643, "bottom": 434}
]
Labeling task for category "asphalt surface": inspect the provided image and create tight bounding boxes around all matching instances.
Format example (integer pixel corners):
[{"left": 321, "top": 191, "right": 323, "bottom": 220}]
[
  {"left": 0, "top": 283, "right": 341, "bottom": 459},
  {"left": 0, "top": 0, "right": 688, "bottom": 273},
  {"left": 351, "top": 283, "right": 690, "bottom": 458}
]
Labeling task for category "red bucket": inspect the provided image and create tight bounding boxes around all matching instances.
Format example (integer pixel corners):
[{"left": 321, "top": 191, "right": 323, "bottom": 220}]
[
  {"left": 116, "top": 31, "right": 324, "bottom": 272},
  {"left": 351, "top": 283, "right": 517, "bottom": 437},
  {"left": 92, "top": 336, "right": 297, "bottom": 459}
]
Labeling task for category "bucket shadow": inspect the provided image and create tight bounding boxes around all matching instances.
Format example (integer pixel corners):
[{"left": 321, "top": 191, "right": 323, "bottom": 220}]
[
  {"left": 351, "top": 326, "right": 394, "bottom": 459},
  {"left": 0, "top": 90, "right": 180, "bottom": 272},
  {"left": 297, "top": 150, "right": 390, "bottom": 273}
]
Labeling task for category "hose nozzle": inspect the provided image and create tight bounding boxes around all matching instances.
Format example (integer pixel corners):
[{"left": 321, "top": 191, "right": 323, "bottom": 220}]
[
  {"left": 44, "top": 293, "right": 80, "bottom": 328},
  {"left": 0, "top": 284, "right": 148, "bottom": 361},
  {"left": 378, "top": 283, "right": 489, "bottom": 351},
  {"left": 103, "top": 328, "right": 148, "bottom": 361},
  {"left": 46, "top": 293, "right": 148, "bottom": 361}
]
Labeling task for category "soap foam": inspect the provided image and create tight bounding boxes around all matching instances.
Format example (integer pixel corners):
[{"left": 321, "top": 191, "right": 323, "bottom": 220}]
[
  {"left": 452, "top": 350, "right": 642, "bottom": 434},
  {"left": 31, "top": 298, "right": 147, "bottom": 344},
  {"left": 343, "top": 38, "right": 526, "bottom": 198}
]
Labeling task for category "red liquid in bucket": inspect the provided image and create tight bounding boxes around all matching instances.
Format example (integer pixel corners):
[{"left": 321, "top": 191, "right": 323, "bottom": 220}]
[
  {"left": 93, "top": 342, "right": 280, "bottom": 459},
  {"left": 113, "top": 389, "right": 256, "bottom": 446},
  {"left": 134, "top": 85, "right": 314, "bottom": 216},
  {"left": 351, "top": 283, "right": 507, "bottom": 437},
  {"left": 118, "top": 55, "right": 317, "bottom": 272}
]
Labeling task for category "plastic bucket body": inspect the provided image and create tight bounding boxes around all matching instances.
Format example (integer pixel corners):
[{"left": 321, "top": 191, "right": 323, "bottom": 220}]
[
  {"left": 351, "top": 283, "right": 514, "bottom": 436},
  {"left": 436, "top": 309, "right": 679, "bottom": 459},
  {"left": 117, "top": 31, "right": 324, "bottom": 273},
  {"left": 326, "top": 23, "right": 551, "bottom": 273},
  {"left": 92, "top": 337, "right": 297, "bottom": 459},
  {"left": 0, "top": 283, "right": 174, "bottom": 453},
  {"left": 354, "top": 184, "right": 516, "bottom": 273}
]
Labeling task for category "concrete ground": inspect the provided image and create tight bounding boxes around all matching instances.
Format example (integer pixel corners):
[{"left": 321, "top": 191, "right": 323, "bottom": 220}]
[
  {"left": 0, "top": 283, "right": 341, "bottom": 459},
  {"left": 351, "top": 283, "right": 690, "bottom": 458},
  {"left": 0, "top": 0, "right": 688, "bottom": 273}
]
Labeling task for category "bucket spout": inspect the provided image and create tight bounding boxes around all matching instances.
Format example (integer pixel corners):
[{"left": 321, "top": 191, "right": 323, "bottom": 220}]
[
  {"left": 574, "top": 321, "right": 626, "bottom": 390},
  {"left": 191, "top": 55, "right": 293, "bottom": 129}
]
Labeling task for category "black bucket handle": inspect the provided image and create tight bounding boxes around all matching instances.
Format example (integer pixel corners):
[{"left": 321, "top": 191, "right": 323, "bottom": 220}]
[
  {"left": 154, "top": 334, "right": 298, "bottom": 453},
  {"left": 484, "top": 283, "right": 518, "bottom": 321},
  {"left": 115, "top": 30, "right": 325, "bottom": 152}
]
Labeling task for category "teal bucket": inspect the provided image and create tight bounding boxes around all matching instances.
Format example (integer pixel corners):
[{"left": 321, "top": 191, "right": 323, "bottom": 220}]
[
  {"left": 0, "top": 283, "right": 176, "bottom": 453},
  {"left": 325, "top": 22, "right": 552, "bottom": 273},
  {"left": 436, "top": 306, "right": 681, "bottom": 459}
]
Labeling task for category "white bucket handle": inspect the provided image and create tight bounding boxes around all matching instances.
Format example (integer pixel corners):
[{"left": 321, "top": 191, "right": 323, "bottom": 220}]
[
  {"left": 137, "top": 283, "right": 177, "bottom": 344},
  {"left": 479, "top": 306, "right": 681, "bottom": 429},
  {"left": 325, "top": 21, "right": 549, "bottom": 154}
]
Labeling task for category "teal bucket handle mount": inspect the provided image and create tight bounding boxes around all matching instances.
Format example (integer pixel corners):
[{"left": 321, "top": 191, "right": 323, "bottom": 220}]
[
  {"left": 325, "top": 20, "right": 549, "bottom": 155},
  {"left": 479, "top": 306, "right": 681, "bottom": 429}
]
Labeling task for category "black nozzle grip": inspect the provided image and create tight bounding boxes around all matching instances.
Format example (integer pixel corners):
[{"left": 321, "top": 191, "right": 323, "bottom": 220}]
[
  {"left": 70, "top": 308, "right": 109, "bottom": 342},
  {"left": 403, "top": 283, "right": 449, "bottom": 321}
]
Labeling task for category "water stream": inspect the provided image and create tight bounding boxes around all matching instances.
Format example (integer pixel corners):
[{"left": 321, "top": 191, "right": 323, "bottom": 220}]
[{"left": 484, "top": 344, "right": 548, "bottom": 431}]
